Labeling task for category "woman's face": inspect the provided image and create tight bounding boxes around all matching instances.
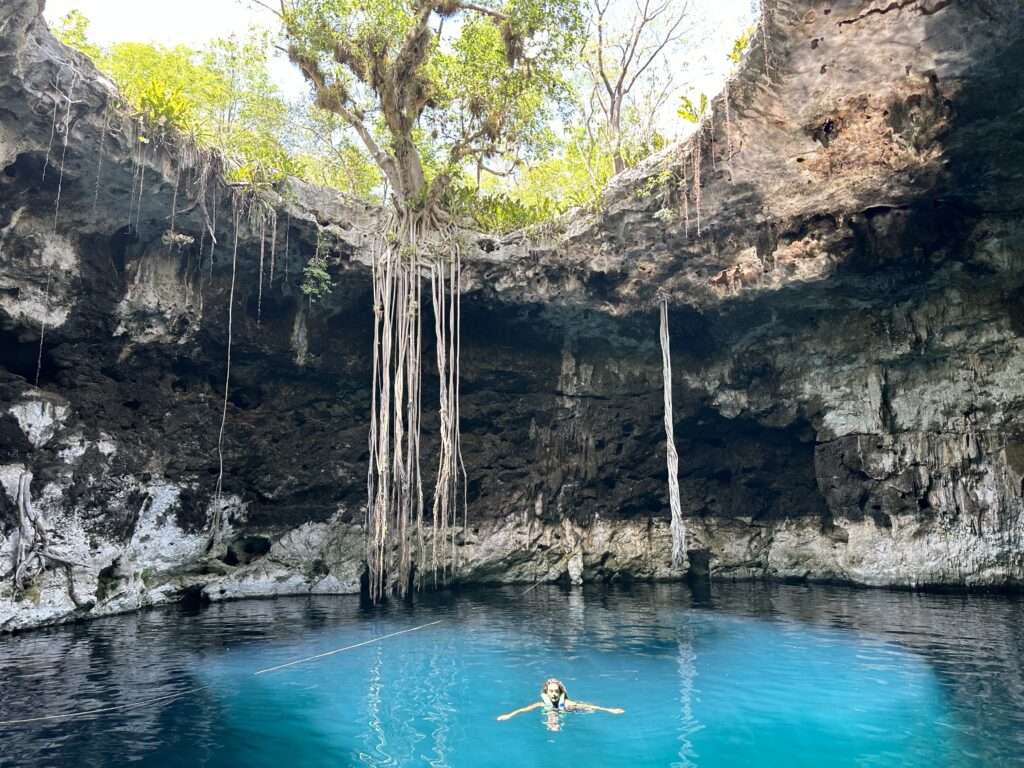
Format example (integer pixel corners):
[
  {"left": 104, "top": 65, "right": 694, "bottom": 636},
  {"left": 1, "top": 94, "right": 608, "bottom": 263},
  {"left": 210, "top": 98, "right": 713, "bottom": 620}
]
[{"left": 545, "top": 684, "right": 561, "bottom": 698}]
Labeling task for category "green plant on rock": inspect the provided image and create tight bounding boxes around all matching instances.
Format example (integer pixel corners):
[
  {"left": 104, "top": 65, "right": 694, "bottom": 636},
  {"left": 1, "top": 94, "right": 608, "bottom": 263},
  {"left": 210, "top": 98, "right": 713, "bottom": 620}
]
[
  {"left": 729, "top": 26, "right": 755, "bottom": 63},
  {"left": 300, "top": 250, "right": 333, "bottom": 301},
  {"left": 135, "top": 80, "right": 198, "bottom": 137},
  {"left": 678, "top": 92, "right": 708, "bottom": 124}
]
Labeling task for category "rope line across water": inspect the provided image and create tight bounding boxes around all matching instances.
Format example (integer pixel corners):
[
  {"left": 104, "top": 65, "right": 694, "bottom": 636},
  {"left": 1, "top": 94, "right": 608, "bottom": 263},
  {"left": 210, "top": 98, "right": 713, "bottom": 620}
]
[
  {"left": 252, "top": 620, "right": 442, "bottom": 675},
  {"left": 0, "top": 620, "right": 443, "bottom": 727}
]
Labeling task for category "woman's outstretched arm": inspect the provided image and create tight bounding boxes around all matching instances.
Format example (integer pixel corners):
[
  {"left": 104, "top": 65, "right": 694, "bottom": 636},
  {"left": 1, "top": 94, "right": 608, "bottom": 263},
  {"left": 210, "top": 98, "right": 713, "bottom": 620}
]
[
  {"left": 566, "top": 699, "right": 625, "bottom": 714},
  {"left": 497, "top": 702, "right": 544, "bottom": 721}
]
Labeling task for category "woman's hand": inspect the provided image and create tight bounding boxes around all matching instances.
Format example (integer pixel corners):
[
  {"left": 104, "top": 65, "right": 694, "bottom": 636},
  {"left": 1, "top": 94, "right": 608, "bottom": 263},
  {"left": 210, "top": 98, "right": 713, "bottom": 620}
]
[
  {"left": 609, "top": 708, "right": 625, "bottom": 714},
  {"left": 497, "top": 714, "right": 512, "bottom": 721}
]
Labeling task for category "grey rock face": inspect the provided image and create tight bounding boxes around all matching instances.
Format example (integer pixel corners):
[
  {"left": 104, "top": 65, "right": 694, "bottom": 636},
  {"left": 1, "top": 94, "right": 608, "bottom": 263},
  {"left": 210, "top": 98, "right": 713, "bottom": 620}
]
[{"left": 1, "top": 0, "right": 1024, "bottom": 630}]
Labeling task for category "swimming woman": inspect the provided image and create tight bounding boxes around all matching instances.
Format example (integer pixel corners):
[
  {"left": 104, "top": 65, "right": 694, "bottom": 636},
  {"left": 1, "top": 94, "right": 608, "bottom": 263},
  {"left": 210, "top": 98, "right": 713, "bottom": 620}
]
[{"left": 496, "top": 678, "right": 625, "bottom": 721}]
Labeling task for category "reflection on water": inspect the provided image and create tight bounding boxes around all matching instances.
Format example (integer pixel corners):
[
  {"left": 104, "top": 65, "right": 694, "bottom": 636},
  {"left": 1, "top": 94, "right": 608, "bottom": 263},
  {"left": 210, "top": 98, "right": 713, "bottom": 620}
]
[
  {"left": 674, "top": 618, "right": 699, "bottom": 768},
  {"left": 0, "top": 582, "right": 1022, "bottom": 767}
]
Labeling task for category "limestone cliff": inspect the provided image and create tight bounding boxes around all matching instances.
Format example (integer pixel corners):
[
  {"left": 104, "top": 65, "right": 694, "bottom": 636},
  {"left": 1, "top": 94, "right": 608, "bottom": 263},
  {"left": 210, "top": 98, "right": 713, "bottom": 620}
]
[{"left": 1, "top": 0, "right": 1023, "bottom": 631}]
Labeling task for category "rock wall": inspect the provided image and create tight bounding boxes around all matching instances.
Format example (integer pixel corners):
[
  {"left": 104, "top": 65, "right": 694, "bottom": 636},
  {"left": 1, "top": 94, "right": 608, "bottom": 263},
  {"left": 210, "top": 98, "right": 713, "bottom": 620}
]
[{"left": 1, "top": 0, "right": 1024, "bottom": 630}]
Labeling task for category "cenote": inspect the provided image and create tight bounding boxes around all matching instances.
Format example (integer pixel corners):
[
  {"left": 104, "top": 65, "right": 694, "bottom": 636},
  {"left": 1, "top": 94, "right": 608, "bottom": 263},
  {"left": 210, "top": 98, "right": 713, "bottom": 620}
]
[
  {"left": 4, "top": 1, "right": 1024, "bottom": 767},
  {"left": 3, "top": 582, "right": 1023, "bottom": 767}
]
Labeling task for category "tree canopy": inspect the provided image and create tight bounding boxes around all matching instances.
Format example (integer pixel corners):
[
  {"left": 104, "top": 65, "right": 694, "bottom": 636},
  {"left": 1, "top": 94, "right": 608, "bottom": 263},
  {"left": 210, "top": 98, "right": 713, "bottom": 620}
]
[
  {"left": 279, "top": 0, "right": 584, "bottom": 223},
  {"left": 53, "top": 2, "right": 751, "bottom": 233}
]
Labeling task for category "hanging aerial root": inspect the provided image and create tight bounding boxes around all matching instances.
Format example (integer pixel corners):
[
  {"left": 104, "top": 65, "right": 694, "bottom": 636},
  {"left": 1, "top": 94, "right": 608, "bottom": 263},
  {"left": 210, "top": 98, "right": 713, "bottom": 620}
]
[
  {"left": 7, "top": 470, "right": 81, "bottom": 595},
  {"left": 692, "top": 128, "right": 703, "bottom": 238},
  {"left": 210, "top": 195, "right": 241, "bottom": 547},
  {"left": 365, "top": 219, "right": 464, "bottom": 601},
  {"left": 428, "top": 233, "right": 463, "bottom": 584},
  {"left": 257, "top": 217, "right": 266, "bottom": 326},
  {"left": 659, "top": 297, "right": 685, "bottom": 566},
  {"left": 35, "top": 73, "right": 80, "bottom": 387}
]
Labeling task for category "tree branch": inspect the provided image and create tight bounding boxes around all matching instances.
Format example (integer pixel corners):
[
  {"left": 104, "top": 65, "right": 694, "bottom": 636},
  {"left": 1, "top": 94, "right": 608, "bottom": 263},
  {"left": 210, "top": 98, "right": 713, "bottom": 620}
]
[
  {"left": 592, "top": 0, "right": 615, "bottom": 100},
  {"left": 623, "top": 1, "right": 688, "bottom": 94},
  {"left": 288, "top": 46, "right": 402, "bottom": 193},
  {"left": 247, "top": 0, "right": 284, "bottom": 19},
  {"left": 455, "top": 1, "right": 509, "bottom": 20}
]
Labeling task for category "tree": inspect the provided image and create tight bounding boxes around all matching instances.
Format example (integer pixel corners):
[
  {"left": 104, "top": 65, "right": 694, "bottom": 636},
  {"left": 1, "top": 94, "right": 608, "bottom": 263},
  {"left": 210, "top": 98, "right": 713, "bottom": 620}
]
[
  {"left": 585, "top": 0, "right": 689, "bottom": 174},
  {"left": 277, "top": 0, "right": 584, "bottom": 601},
  {"left": 279, "top": 0, "right": 583, "bottom": 224}
]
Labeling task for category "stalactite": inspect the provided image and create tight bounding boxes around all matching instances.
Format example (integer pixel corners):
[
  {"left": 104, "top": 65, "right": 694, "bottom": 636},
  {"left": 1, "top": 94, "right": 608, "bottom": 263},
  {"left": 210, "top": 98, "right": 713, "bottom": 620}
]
[
  {"left": 659, "top": 297, "right": 685, "bottom": 566},
  {"left": 211, "top": 195, "right": 241, "bottom": 546}
]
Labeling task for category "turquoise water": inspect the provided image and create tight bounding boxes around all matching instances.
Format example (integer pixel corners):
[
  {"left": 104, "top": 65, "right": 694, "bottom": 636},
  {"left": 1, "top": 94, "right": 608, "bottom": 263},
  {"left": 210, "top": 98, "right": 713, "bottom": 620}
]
[{"left": 2, "top": 583, "right": 1022, "bottom": 766}]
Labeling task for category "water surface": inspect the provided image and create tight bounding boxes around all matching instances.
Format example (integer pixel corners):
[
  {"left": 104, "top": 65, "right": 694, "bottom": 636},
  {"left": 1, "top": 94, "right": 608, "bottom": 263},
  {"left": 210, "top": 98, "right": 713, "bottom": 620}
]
[{"left": 1, "top": 582, "right": 1022, "bottom": 767}]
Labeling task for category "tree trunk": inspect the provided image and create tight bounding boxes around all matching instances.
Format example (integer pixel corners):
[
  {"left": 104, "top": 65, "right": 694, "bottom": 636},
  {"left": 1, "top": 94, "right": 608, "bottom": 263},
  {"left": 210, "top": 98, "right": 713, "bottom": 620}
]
[
  {"left": 394, "top": 136, "right": 428, "bottom": 208},
  {"left": 609, "top": 99, "right": 625, "bottom": 175}
]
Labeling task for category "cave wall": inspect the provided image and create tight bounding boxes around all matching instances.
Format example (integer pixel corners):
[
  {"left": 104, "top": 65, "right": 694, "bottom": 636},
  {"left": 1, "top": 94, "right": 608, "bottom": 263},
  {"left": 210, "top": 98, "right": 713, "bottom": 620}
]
[{"left": 2, "top": 0, "right": 1024, "bottom": 630}]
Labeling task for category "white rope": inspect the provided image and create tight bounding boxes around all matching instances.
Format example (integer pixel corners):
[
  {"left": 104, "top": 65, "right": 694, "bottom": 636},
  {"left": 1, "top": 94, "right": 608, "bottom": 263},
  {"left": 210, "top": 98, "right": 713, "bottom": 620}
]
[
  {"left": 0, "top": 620, "right": 443, "bottom": 725},
  {"left": 252, "top": 620, "right": 442, "bottom": 675},
  {"left": 517, "top": 580, "right": 544, "bottom": 597}
]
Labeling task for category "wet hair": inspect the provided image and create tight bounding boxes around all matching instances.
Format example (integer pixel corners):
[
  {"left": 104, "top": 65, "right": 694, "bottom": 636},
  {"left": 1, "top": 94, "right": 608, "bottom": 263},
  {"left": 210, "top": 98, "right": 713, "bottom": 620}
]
[{"left": 542, "top": 678, "right": 566, "bottom": 699}]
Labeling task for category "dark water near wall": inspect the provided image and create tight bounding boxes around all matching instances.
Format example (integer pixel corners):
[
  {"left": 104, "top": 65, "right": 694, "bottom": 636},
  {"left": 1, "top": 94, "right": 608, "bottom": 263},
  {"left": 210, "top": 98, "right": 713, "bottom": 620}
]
[{"left": 1, "top": 582, "right": 1022, "bottom": 767}]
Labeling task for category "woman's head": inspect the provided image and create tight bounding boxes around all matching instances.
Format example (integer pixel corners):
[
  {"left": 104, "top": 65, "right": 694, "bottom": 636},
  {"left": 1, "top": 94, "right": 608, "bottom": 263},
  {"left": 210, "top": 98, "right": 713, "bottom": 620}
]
[{"left": 541, "top": 678, "right": 566, "bottom": 702}]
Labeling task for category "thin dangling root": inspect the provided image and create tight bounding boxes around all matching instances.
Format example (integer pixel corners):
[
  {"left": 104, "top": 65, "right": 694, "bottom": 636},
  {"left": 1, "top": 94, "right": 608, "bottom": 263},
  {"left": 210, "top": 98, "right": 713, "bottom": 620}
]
[
  {"left": 257, "top": 218, "right": 266, "bottom": 326},
  {"left": 36, "top": 72, "right": 79, "bottom": 387},
  {"left": 680, "top": 158, "right": 690, "bottom": 237},
  {"left": 210, "top": 195, "right": 241, "bottom": 547},
  {"left": 269, "top": 212, "right": 278, "bottom": 284},
  {"left": 693, "top": 126, "right": 703, "bottom": 238},
  {"left": 659, "top": 297, "right": 685, "bottom": 566},
  {"left": 92, "top": 127, "right": 106, "bottom": 220},
  {"left": 135, "top": 145, "right": 147, "bottom": 234},
  {"left": 723, "top": 79, "right": 735, "bottom": 183},
  {"left": 283, "top": 214, "right": 290, "bottom": 282},
  {"left": 167, "top": 171, "right": 180, "bottom": 255}
]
